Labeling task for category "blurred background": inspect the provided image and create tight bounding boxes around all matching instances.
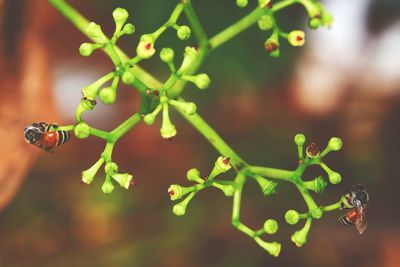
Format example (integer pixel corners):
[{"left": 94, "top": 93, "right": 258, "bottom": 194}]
[{"left": 1, "top": 0, "right": 400, "bottom": 266}]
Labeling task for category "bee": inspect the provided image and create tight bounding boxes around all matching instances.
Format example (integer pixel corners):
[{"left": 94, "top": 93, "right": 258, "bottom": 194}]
[
  {"left": 339, "top": 184, "right": 369, "bottom": 234},
  {"left": 24, "top": 122, "right": 70, "bottom": 152}
]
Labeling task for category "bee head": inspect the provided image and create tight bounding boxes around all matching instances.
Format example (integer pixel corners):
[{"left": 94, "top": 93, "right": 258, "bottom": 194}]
[{"left": 24, "top": 126, "right": 43, "bottom": 144}]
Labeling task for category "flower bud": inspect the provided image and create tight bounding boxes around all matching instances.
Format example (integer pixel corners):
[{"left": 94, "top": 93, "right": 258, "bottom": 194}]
[
  {"left": 112, "top": 7, "right": 129, "bottom": 24},
  {"left": 79, "top": 43, "right": 103, "bottom": 57},
  {"left": 194, "top": 74, "right": 211, "bottom": 89},
  {"left": 74, "top": 122, "right": 90, "bottom": 139},
  {"left": 294, "top": 133, "right": 306, "bottom": 146},
  {"left": 236, "top": 0, "right": 248, "bottom": 8},
  {"left": 263, "top": 219, "right": 278, "bottom": 234},
  {"left": 112, "top": 173, "right": 134, "bottom": 189},
  {"left": 169, "top": 99, "right": 197, "bottom": 115},
  {"left": 320, "top": 163, "right": 342, "bottom": 184},
  {"left": 86, "top": 22, "right": 107, "bottom": 44},
  {"left": 212, "top": 182, "right": 235, "bottom": 197},
  {"left": 288, "top": 30, "right": 305, "bottom": 46},
  {"left": 121, "top": 23, "right": 135, "bottom": 35},
  {"left": 291, "top": 219, "right": 312, "bottom": 247},
  {"left": 257, "top": 15, "right": 273, "bottom": 31},
  {"left": 308, "top": 16, "right": 321, "bottom": 29},
  {"left": 160, "top": 47, "right": 175, "bottom": 63},
  {"left": 304, "top": 176, "right": 327, "bottom": 194},
  {"left": 254, "top": 238, "right": 281, "bottom": 257},
  {"left": 143, "top": 113, "right": 156, "bottom": 125},
  {"left": 178, "top": 47, "right": 199, "bottom": 74},
  {"left": 168, "top": 184, "right": 184, "bottom": 201},
  {"left": 208, "top": 156, "right": 231, "bottom": 181},
  {"left": 104, "top": 162, "right": 118, "bottom": 176},
  {"left": 173, "top": 201, "right": 187, "bottom": 216},
  {"left": 177, "top": 25, "right": 191, "bottom": 40},
  {"left": 75, "top": 97, "right": 96, "bottom": 122},
  {"left": 81, "top": 158, "right": 105, "bottom": 184},
  {"left": 102, "top": 176, "right": 115, "bottom": 194},
  {"left": 186, "top": 168, "right": 204, "bottom": 184},
  {"left": 99, "top": 87, "right": 117, "bottom": 105},
  {"left": 122, "top": 69, "right": 135, "bottom": 85},
  {"left": 253, "top": 175, "right": 278, "bottom": 196},
  {"left": 327, "top": 137, "right": 342, "bottom": 151},
  {"left": 160, "top": 104, "right": 177, "bottom": 139},
  {"left": 136, "top": 34, "right": 156, "bottom": 59},
  {"left": 264, "top": 38, "right": 280, "bottom": 57},
  {"left": 285, "top": 210, "right": 300, "bottom": 225},
  {"left": 306, "top": 142, "right": 320, "bottom": 158}
]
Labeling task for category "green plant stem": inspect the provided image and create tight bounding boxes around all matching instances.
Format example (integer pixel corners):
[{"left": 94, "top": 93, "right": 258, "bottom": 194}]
[
  {"left": 109, "top": 113, "right": 142, "bottom": 142},
  {"left": 181, "top": 0, "right": 208, "bottom": 48},
  {"left": 250, "top": 166, "right": 294, "bottom": 181},
  {"left": 323, "top": 201, "right": 342, "bottom": 212},
  {"left": 89, "top": 127, "right": 110, "bottom": 140}
]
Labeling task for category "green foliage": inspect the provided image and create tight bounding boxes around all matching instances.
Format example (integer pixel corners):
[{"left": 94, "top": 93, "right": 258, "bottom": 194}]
[{"left": 39, "top": 0, "right": 353, "bottom": 256}]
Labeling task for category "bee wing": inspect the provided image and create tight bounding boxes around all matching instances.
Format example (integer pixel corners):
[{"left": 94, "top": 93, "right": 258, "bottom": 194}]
[{"left": 354, "top": 199, "right": 367, "bottom": 235}]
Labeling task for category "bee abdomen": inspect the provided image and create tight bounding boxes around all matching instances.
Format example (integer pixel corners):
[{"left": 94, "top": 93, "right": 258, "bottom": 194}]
[
  {"left": 56, "top": 131, "right": 71, "bottom": 146},
  {"left": 339, "top": 215, "right": 354, "bottom": 226}
]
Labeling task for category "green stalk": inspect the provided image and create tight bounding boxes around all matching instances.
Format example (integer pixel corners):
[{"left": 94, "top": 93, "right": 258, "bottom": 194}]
[
  {"left": 181, "top": 0, "right": 208, "bottom": 48},
  {"left": 109, "top": 113, "right": 142, "bottom": 142}
]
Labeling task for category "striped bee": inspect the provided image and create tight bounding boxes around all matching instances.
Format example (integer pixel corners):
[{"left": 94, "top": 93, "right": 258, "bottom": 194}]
[
  {"left": 339, "top": 184, "right": 369, "bottom": 234},
  {"left": 24, "top": 122, "right": 70, "bottom": 152}
]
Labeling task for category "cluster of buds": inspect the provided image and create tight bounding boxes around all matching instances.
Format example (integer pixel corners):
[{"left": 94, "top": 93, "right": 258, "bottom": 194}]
[
  {"left": 168, "top": 157, "right": 234, "bottom": 216},
  {"left": 81, "top": 158, "right": 136, "bottom": 194}
]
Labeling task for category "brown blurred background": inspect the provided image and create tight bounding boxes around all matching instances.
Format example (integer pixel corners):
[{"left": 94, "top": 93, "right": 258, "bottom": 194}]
[{"left": 1, "top": 0, "right": 400, "bottom": 266}]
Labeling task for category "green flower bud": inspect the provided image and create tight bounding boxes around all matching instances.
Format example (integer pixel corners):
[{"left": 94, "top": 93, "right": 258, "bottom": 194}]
[
  {"left": 121, "top": 23, "right": 135, "bottom": 35},
  {"left": 212, "top": 182, "right": 235, "bottom": 197},
  {"left": 291, "top": 219, "right": 312, "bottom": 247},
  {"left": 294, "top": 133, "right": 306, "bottom": 146},
  {"left": 320, "top": 163, "right": 342, "bottom": 184},
  {"left": 310, "top": 207, "right": 323, "bottom": 219},
  {"left": 169, "top": 99, "right": 197, "bottom": 115},
  {"left": 285, "top": 210, "right": 300, "bottom": 225},
  {"left": 122, "top": 69, "right": 135, "bottom": 85},
  {"left": 308, "top": 17, "right": 321, "bottom": 29},
  {"left": 173, "top": 202, "right": 187, "bottom": 216},
  {"left": 112, "top": 7, "right": 129, "bottom": 24},
  {"left": 104, "top": 162, "right": 118, "bottom": 176},
  {"left": 301, "top": 0, "right": 320, "bottom": 18},
  {"left": 328, "top": 137, "right": 342, "bottom": 151},
  {"left": 208, "top": 156, "right": 231, "bottom": 181},
  {"left": 263, "top": 219, "right": 278, "bottom": 234},
  {"left": 257, "top": 15, "right": 273, "bottom": 31},
  {"left": 143, "top": 113, "right": 156, "bottom": 125},
  {"left": 86, "top": 22, "right": 107, "bottom": 44},
  {"left": 79, "top": 43, "right": 103, "bottom": 57},
  {"left": 186, "top": 168, "right": 204, "bottom": 184},
  {"left": 177, "top": 25, "right": 191, "bottom": 40},
  {"left": 160, "top": 104, "right": 177, "bottom": 139},
  {"left": 112, "top": 173, "right": 134, "bottom": 189},
  {"left": 264, "top": 38, "right": 280, "bottom": 57},
  {"left": 74, "top": 122, "right": 90, "bottom": 139},
  {"left": 236, "top": 0, "right": 248, "bottom": 8},
  {"left": 99, "top": 87, "right": 117, "bottom": 105},
  {"left": 102, "top": 176, "right": 115, "bottom": 194},
  {"left": 304, "top": 176, "right": 327, "bottom": 194},
  {"left": 194, "top": 74, "right": 211, "bottom": 89},
  {"left": 254, "top": 238, "right": 281, "bottom": 257},
  {"left": 160, "top": 47, "right": 175, "bottom": 63},
  {"left": 253, "top": 175, "right": 278, "bottom": 196},
  {"left": 81, "top": 158, "right": 105, "bottom": 184},
  {"left": 178, "top": 46, "right": 198, "bottom": 74},
  {"left": 168, "top": 184, "right": 183, "bottom": 201},
  {"left": 136, "top": 34, "right": 156, "bottom": 59}
]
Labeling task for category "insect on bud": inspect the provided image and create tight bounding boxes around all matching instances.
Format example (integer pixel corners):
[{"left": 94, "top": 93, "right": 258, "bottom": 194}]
[
  {"left": 122, "top": 69, "right": 135, "bottom": 85},
  {"left": 177, "top": 25, "right": 191, "bottom": 40},
  {"left": 288, "top": 30, "right": 305, "bottom": 47},
  {"left": 99, "top": 87, "right": 117, "bottom": 105},
  {"left": 74, "top": 122, "right": 90, "bottom": 139},
  {"left": 257, "top": 15, "right": 273, "bottom": 31},
  {"left": 285, "top": 210, "right": 300, "bottom": 225},
  {"left": 136, "top": 34, "right": 156, "bottom": 59},
  {"left": 263, "top": 219, "right": 279, "bottom": 234},
  {"left": 112, "top": 173, "right": 134, "bottom": 189},
  {"left": 236, "top": 0, "right": 248, "bottom": 8},
  {"left": 160, "top": 47, "right": 175, "bottom": 63}
]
